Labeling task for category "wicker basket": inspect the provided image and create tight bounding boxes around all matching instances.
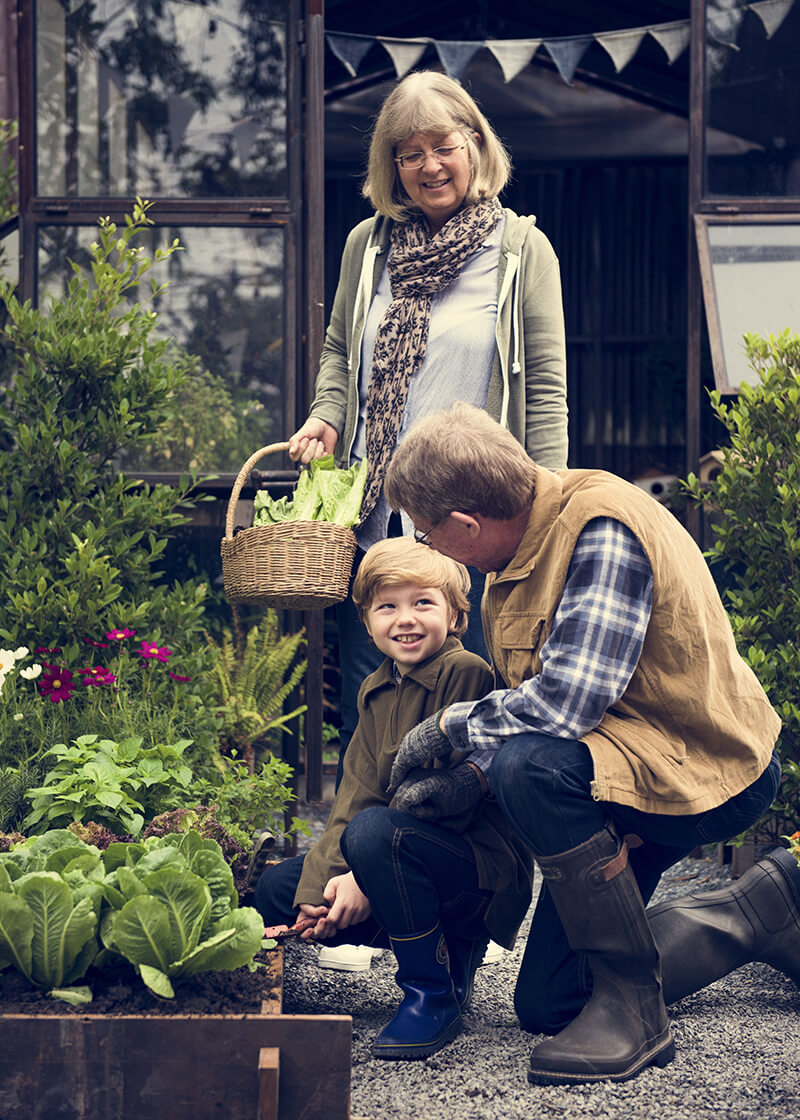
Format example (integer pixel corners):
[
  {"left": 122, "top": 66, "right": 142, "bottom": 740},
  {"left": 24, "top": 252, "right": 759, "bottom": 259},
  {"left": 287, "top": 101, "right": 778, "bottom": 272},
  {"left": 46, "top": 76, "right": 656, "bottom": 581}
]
[{"left": 220, "top": 442, "right": 357, "bottom": 610}]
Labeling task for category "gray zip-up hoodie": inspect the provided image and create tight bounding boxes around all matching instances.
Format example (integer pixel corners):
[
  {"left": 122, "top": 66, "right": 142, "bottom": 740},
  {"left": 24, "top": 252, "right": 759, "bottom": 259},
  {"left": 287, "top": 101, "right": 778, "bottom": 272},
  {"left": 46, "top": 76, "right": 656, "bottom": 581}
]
[{"left": 308, "top": 209, "right": 569, "bottom": 471}]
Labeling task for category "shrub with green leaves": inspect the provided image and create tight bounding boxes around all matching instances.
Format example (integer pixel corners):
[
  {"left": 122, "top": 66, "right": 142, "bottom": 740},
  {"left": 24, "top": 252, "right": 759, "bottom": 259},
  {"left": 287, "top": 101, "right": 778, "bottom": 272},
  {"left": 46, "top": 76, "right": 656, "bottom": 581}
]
[
  {"left": 21, "top": 734, "right": 194, "bottom": 837},
  {"left": 683, "top": 329, "right": 800, "bottom": 841},
  {"left": 0, "top": 199, "right": 210, "bottom": 656}
]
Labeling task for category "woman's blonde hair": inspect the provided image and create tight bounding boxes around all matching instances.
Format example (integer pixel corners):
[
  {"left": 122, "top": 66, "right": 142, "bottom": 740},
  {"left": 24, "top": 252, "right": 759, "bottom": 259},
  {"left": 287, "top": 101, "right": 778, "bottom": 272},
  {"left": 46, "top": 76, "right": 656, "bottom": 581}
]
[
  {"left": 384, "top": 402, "right": 536, "bottom": 524},
  {"left": 352, "top": 536, "right": 471, "bottom": 637},
  {"left": 363, "top": 71, "right": 512, "bottom": 222}
]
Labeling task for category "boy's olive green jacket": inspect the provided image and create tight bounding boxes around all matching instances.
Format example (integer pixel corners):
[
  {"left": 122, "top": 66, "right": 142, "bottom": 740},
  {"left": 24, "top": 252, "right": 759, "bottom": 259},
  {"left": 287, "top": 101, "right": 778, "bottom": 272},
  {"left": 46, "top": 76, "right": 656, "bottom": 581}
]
[{"left": 294, "top": 635, "right": 534, "bottom": 949}]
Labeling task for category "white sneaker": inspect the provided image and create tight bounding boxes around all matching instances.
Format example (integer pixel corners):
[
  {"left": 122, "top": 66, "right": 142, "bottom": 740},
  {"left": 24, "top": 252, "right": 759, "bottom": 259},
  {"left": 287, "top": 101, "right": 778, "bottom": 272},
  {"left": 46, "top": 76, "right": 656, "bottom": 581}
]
[
  {"left": 317, "top": 944, "right": 383, "bottom": 972},
  {"left": 480, "top": 940, "right": 506, "bottom": 966}
]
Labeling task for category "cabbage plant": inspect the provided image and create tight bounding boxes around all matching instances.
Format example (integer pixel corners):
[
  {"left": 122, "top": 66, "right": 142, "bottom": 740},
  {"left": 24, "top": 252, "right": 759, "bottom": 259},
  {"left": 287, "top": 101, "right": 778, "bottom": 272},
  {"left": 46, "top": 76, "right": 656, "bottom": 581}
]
[{"left": 0, "top": 828, "right": 266, "bottom": 1003}]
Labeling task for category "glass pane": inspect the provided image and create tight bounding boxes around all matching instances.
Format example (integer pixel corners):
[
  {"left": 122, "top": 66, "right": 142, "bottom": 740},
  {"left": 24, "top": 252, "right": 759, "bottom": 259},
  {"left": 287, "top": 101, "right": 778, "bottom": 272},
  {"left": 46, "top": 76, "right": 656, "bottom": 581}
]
[
  {"left": 705, "top": 221, "right": 800, "bottom": 388},
  {"left": 704, "top": 0, "right": 800, "bottom": 197},
  {"left": 36, "top": 0, "right": 288, "bottom": 198},
  {"left": 38, "top": 223, "right": 287, "bottom": 471}
]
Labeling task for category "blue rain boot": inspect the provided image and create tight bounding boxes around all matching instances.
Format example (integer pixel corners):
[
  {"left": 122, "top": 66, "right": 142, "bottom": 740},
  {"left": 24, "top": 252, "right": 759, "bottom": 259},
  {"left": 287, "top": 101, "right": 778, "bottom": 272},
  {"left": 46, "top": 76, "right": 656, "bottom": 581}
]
[
  {"left": 372, "top": 923, "right": 463, "bottom": 1060},
  {"left": 445, "top": 931, "right": 490, "bottom": 1009}
]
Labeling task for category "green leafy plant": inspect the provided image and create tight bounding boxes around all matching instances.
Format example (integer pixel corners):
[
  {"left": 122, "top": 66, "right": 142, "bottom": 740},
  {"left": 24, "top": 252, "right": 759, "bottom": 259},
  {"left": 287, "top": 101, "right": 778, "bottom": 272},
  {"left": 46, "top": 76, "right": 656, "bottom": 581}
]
[
  {"left": 21, "top": 734, "right": 194, "bottom": 837},
  {"left": 0, "top": 830, "right": 103, "bottom": 1005},
  {"left": 0, "top": 199, "right": 209, "bottom": 652},
  {"left": 253, "top": 454, "right": 368, "bottom": 527},
  {"left": 683, "top": 328, "right": 800, "bottom": 843},
  {"left": 210, "top": 613, "right": 307, "bottom": 764},
  {"left": 0, "top": 828, "right": 267, "bottom": 1003},
  {"left": 189, "top": 754, "right": 311, "bottom": 850},
  {"left": 99, "top": 830, "right": 265, "bottom": 998}
]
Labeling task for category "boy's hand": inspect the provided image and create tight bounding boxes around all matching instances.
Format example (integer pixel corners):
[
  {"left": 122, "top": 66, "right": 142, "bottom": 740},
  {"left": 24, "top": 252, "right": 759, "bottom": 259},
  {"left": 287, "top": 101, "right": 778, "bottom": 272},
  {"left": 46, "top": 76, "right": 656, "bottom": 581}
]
[
  {"left": 393, "top": 762, "right": 482, "bottom": 820},
  {"left": 388, "top": 711, "right": 451, "bottom": 792},
  {"left": 323, "top": 871, "right": 371, "bottom": 931}
]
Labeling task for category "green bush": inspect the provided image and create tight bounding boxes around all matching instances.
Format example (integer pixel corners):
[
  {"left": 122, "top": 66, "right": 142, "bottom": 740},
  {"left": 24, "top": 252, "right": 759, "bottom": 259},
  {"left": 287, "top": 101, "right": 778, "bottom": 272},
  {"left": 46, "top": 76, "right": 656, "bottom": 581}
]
[
  {"left": 0, "top": 200, "right": 208, "bottom": 650},
  {"left": 684, "top": 329, "right": 800, "bottom": 842}
]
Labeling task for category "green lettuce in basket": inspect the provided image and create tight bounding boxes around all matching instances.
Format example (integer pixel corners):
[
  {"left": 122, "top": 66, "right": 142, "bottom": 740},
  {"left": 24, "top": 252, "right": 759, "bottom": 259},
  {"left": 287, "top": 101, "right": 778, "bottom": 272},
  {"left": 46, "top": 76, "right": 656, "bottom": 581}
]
[{"left": 252, "top": 455, "right": 368, "bottom": 530}]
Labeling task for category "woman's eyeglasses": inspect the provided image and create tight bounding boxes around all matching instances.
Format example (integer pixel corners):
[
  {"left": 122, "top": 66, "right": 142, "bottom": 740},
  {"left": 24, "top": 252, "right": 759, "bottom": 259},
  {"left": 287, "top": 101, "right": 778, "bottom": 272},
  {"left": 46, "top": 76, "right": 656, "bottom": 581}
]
[
  {"left": 413, "top": 526, "right": 434, "bottom": 546},
  {"left": 394, "top": 143, "right": 466, "bottom": 170}
]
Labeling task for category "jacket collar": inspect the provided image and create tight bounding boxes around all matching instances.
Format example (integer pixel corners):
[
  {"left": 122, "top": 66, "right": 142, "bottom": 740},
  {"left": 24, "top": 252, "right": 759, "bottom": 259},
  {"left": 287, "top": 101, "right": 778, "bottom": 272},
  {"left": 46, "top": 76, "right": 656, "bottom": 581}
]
[
  {"left": 494, "top": 466, "right": 565, "bottom": 585},
  {"left": 361, "top": 633, "right": 465, "bottom": 702}
]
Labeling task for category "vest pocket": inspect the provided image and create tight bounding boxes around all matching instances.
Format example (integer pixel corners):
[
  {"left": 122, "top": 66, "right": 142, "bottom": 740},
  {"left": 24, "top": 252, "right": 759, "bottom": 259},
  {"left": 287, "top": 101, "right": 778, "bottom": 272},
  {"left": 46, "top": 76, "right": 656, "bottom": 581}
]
[{"left": 496, "top": 614, "right": 547, "bottom": 686}]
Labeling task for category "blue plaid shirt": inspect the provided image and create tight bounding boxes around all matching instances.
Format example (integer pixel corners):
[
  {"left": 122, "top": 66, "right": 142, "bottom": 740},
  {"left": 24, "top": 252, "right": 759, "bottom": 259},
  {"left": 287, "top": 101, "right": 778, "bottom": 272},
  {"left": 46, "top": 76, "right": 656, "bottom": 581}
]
[{"left": 442, "top": 518, "right": 654, "bottom": 770}]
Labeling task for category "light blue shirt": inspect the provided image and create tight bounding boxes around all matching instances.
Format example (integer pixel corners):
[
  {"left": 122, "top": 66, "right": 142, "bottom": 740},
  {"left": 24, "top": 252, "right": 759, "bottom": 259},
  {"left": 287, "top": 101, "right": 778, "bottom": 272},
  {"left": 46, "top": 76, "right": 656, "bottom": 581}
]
[{"left": 352, "top": 217, "right": 505, "bottom": 550}]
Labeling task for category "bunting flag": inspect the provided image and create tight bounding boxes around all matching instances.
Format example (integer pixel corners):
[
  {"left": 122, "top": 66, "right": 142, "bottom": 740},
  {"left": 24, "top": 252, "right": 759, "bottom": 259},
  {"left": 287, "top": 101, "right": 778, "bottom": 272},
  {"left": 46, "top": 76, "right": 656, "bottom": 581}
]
[
  {"left": 750, "top": 0, "right": 795, "bottom": 37},
  {"left": 543, "top": 36, "right": 594, "bottom": 85},
  {"left": 380, "top": 37, "right": 429, "bottom": 80},
  {"left": 484, "top": 40, "right": 542, "bottom": 84},
  {"left": 648, "top": 21, "right": 692, "bottom": 65},
  {"left": 325, "top": 1, "right": 796, "bottom": 86}
]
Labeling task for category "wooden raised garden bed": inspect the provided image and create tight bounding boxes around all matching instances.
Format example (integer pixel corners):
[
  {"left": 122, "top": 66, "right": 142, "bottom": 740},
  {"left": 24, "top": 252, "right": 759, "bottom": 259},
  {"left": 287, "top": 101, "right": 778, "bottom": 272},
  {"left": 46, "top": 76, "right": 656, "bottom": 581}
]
[{"left": 0, "top": 946, "right": 352, "bottom": 1120}]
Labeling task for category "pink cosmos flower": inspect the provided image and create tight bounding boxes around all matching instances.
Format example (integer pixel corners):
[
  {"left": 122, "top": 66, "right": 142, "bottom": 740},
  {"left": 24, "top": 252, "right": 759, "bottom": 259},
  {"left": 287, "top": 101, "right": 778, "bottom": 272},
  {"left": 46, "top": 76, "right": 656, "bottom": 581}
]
[
  {"left": 39, "top": 667, "right": 76, "bottom": 703},
  {"left": 79, "top": 666, "right": 117, "bottom": 687},
  {"left": 168, "top": 672, "right": 191, "bottom": 682},
  {"left": 84, "top": 638, "right": 110, "bottom": 649},
  {"left": 106, "top": 628, "right": 136, "bottom": 641},
  {"left": 138, "top": 641, "right": 172, "bottom": 663}
]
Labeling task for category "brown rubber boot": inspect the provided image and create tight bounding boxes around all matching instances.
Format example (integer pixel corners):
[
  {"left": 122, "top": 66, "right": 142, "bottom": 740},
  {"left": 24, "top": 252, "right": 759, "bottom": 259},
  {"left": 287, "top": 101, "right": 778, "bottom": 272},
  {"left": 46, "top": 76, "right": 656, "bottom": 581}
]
[
  {"left": 527, "top": 826, "right": 674, "bottom": 1085},
  {"left": 650, "top": 846, "right": 800, "bottom": 1005}
]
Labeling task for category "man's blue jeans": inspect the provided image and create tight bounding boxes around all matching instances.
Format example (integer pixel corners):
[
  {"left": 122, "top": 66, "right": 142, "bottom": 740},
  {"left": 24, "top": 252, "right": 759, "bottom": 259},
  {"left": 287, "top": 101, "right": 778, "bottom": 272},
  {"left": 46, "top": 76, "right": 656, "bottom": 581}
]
[
  {"left": 487, "top": 733, "right": 781, "bottom": 1034},
  {"left": 254, "top": 806, "right": 492, "bottom": 945}
]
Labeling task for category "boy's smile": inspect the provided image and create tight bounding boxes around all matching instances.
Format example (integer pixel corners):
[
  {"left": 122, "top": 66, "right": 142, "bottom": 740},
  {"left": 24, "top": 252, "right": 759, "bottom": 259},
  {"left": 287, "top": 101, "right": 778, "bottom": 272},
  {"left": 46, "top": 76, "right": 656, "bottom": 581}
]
[{"left": 365, "top": 582, "right": 456, "bottom": 670}]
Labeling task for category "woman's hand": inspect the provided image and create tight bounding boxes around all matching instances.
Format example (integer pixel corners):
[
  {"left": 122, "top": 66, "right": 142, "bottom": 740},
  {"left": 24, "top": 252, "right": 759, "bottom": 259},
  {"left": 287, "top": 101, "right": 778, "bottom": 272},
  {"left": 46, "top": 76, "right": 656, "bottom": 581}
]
[{"left": 288, "top": 418, "right": 339, "bottom": 463}]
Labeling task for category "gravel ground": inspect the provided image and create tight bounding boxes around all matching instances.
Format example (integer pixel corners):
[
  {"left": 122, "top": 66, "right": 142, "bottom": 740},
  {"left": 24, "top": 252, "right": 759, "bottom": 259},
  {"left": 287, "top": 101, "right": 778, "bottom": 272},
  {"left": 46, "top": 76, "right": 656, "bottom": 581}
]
[{"left": 283, "top": 802, "right": 800, "bottom": 1120}]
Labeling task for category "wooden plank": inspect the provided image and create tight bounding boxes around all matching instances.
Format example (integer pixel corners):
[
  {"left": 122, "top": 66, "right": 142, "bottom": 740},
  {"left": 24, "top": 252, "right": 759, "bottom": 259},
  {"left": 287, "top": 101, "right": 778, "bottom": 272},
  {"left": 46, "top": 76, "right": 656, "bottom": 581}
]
[
  {"left": 261, "top": 944, "right": 285, "bottom": 1016},
  {"left": 0, "top": 1013, "right": 351, "bottom": 1120},
  {"left": 258, "top": 1047, "right": 280, "bottom": 1120}
]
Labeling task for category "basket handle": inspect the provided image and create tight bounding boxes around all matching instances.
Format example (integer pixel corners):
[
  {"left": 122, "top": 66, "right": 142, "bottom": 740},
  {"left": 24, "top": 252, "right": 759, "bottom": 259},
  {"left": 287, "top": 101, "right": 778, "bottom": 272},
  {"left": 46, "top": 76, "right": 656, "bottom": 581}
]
[{"left": 224, "top": 442, "right": 291, "bottom": 540}]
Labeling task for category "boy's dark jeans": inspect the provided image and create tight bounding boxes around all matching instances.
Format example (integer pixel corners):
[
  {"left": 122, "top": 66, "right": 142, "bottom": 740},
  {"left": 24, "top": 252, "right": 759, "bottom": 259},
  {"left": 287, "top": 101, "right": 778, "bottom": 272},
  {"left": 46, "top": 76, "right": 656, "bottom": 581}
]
[
  {"left": 486, "top": 733, "right": 781, "bottom": 1034},
  {"left": 254, "top": 806, "right": 492, "bottom": 947}
]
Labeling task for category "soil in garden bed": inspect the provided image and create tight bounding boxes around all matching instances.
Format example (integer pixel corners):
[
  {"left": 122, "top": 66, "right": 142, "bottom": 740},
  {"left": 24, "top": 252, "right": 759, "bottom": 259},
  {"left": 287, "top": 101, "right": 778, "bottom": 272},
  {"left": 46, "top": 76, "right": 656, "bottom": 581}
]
[{"left": 0, "top": 948, "right": 281, "bottom": 1017}]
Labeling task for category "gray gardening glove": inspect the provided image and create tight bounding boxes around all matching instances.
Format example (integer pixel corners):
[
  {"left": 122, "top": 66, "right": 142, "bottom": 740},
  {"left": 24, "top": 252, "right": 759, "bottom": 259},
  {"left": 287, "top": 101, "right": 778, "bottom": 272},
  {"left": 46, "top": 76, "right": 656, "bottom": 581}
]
[
  {"left": 393, "top": 763, "right": 482, "bottom": 821},
  {"left": 388, "top": 711, "right": 451, "bottom": 793}
]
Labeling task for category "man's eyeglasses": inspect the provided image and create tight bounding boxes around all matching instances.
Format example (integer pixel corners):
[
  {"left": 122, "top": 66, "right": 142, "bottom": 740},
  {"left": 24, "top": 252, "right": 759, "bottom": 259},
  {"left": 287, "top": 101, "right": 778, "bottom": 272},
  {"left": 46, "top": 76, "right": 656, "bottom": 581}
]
[{"left": 394, "top": 143, "right": 466, "bottom": 170}]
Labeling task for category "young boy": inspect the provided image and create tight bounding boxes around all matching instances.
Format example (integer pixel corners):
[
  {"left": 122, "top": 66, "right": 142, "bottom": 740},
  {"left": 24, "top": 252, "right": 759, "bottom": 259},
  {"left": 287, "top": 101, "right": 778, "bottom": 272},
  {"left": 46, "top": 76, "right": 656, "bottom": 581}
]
[{"left": 255, "top": 536, "right": 534, "bottom": 1059}]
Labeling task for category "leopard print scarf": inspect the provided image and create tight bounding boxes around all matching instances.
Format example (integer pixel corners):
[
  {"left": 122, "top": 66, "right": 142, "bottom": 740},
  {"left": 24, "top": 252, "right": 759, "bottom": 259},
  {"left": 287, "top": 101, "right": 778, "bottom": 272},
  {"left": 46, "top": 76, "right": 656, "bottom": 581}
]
[{"left": 359, "top": 196, "right": 503, "bottom": 524}]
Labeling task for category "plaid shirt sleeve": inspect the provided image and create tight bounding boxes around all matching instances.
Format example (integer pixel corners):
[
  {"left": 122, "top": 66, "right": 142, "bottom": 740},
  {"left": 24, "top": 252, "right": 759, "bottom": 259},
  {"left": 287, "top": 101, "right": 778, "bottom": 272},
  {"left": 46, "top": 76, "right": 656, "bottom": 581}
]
[{"left": 442, "top": 518, "right": 653, "bottom": 769}]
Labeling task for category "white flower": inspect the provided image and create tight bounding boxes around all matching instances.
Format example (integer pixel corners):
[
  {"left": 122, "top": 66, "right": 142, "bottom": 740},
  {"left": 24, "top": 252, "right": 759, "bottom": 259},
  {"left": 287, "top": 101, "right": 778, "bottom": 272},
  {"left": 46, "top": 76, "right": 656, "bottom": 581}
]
[
  {"left": 13, "top": 712, "right": 24, "bottom": 721},
  {"left": 20, "top": 664, "right": 42, "bottom": 680},
  {"left": 14, "top": 647, "right": 29, "bottom": 660},
  {"left": 0, "top": 649, "right": 16, "bottom": 673}
]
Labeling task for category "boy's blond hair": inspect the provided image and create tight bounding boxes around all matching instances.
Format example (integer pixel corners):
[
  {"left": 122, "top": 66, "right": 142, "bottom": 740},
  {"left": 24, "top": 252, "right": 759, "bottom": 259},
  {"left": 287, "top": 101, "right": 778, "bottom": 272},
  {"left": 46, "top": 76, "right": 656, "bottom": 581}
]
[{"left": 352, "top": 537, "right": 472, "bottom": 638}]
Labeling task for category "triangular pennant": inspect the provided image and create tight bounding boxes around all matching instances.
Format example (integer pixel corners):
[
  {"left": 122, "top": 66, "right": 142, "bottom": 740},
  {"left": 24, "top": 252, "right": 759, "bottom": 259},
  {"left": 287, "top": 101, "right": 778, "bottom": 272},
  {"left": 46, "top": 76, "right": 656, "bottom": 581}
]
[
  {"left": 649, "top": 21, "right": 691, "bottom": 64},
  {"left": 485, "top": 39, "right": 542, "bottom": 83},
  {"left": 326, "top": 32, "right": 376, "bottom": 77},
  {"left": 232, "top": 118, "right": 261, "bottom": 168},
  {"left": 433, "top": 40, "right": 482, "bottom": 81},
  {"left": 542, "top": 36, "right": 593, "bottom": 85},
  {"left": 167, "top": 93, "right": 199, "bottom": 151},
  {"left": 748, "top": 0, "right": 795, "bottom": 38},
  {"left": 594, "top": 28, "right": 647, "bottom": 73},
  {"left": 378, "top": 37, "right": 429, "bottom": 79}
]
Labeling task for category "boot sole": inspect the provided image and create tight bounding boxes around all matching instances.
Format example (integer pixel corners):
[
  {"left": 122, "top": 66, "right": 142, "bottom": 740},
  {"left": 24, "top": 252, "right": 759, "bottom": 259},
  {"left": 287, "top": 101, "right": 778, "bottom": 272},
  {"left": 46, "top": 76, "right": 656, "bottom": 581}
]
[
  {"left": 372, "top": 1016, "right": 463, "bottom": 1061},
  {"left": 527, "top": 1031, "right": 675, "bottom": 1086}
]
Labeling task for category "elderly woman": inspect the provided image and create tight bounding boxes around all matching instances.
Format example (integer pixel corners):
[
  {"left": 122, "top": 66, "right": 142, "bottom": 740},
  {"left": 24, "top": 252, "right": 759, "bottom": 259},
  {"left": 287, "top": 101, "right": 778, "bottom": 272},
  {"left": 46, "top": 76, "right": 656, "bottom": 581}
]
[{"left": 290, "top": 70, "right": 568, "bottom": 783}]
